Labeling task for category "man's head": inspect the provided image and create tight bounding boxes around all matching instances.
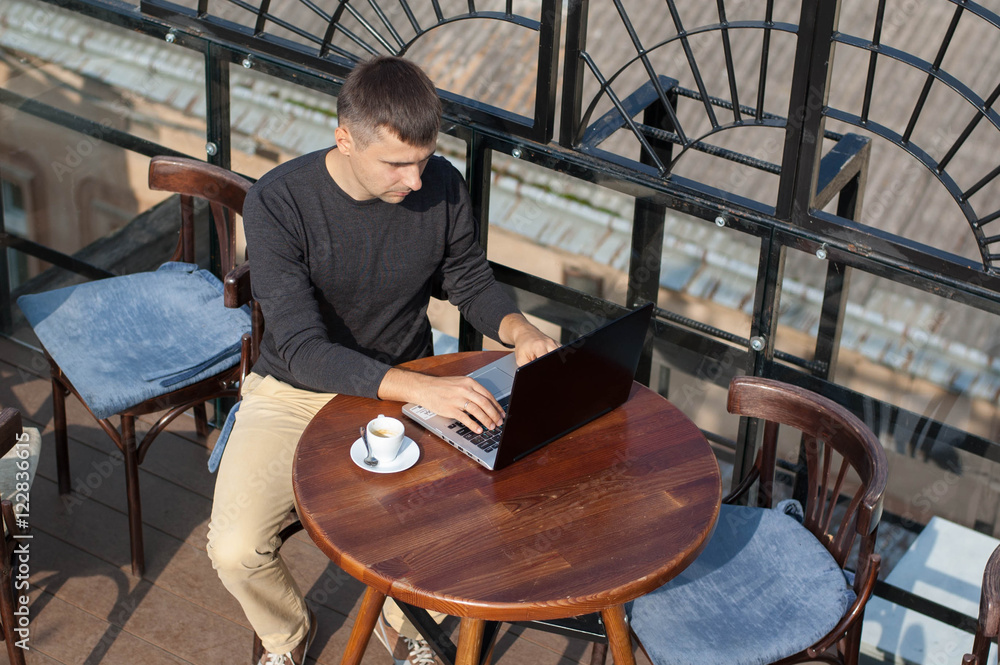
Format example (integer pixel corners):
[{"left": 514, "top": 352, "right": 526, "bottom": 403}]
[
  {"left": 336, "top": 55, "right": 442, "bottom": 150},
  {"left": 329, "top": 56, "right": 441, "bottom": 203}
]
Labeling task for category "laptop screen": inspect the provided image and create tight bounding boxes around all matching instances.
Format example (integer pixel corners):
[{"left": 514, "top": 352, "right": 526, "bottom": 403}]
[{"left": 493, "top": 302, "right": 654, "bottom": 468}]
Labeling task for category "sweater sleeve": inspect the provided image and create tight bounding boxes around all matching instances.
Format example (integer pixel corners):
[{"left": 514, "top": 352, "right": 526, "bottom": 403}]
[
  {"left": 437, "top": 167, "right": 520, "bottom": 341},
  {"left": 243, "top": 184, "right": 392, "bottom": 397}
]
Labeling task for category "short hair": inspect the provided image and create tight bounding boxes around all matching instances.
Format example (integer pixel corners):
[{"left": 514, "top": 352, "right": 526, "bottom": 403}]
[{"left": 337, "top": 55, "right": 442, "bottom": 149}]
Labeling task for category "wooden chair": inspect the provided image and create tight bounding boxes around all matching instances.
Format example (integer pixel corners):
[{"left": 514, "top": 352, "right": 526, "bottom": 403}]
[
  {"left": 964, "top": 542, "right": 1000, "bottom": 665},
  {"left": 17, "top": 156, "right": 253, "bottom": 576},
  {"left": 630, "top": 376, "right": 888, "bottom": 665},
  {"left": 0, "top": 408, "right": 42, "bottom": 665}
]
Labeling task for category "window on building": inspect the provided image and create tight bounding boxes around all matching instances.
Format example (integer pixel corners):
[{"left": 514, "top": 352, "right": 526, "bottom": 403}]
[{"left": 2, "top": 179, "right": 29, "bottom": 290}]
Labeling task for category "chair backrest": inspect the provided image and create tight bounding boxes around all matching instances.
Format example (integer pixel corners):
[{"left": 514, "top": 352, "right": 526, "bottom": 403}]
[
  {"left": 726, "top": 377, "right": 889, "bottom": 575},
  {"left": 148, "top": 156, "right": 252, "bottom": 274},
  {"left": 966, "top": 543, "right": 1000, "bottom": 665}
]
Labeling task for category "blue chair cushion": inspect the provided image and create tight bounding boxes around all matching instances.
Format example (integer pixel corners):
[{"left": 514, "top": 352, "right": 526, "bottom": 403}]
[
  {"left": 630, "top": 503, "right": 855, "bottom": 665},
  {"left": 18, "top": 262, "right": 250, "bottom": 420}
]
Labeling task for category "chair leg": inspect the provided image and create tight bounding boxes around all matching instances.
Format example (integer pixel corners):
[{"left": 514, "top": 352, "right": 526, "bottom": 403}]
[
  {"left": 51, "top": 376, "right": 71, "bottom": 495},
  {"left": 840, "top": 621, "right": 863, "bottom": 665},
  {"left": 589, "top": 641, "right": 607, "bottom": 665},
  {"left": 121, "top": 415, "right": 145, "bottom": 577},
  {"left": 193, "top": 402, "right": 210, "bottom": 438}
]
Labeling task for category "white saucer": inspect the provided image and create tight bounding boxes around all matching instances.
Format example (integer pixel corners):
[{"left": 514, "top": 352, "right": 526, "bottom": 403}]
[{"left": 350, "top": 436, "right": 419, "bottom": 473}]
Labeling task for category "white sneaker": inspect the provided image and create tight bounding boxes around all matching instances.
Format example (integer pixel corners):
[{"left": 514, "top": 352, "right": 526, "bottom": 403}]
[
  {"left": 403, "top": 637, "right": 437, "bottom": 665},
  {"left": 373, "top": 612, "right": 440, "bottom": 665},
  {"left": 257, "top": 609, "right": 317, "bottom": 665}
]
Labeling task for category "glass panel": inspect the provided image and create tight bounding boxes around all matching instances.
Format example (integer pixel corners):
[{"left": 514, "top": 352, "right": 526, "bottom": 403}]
[
  {"left": 659, "top": 340, "right": 745, "bottom": 496},
  {"left": 407, "top": 19, "right": 539, "bottom": 120},
  {"left": 486, "top": 149, "right": 632, "bottom": 314},
  {"left": 776, "top": 246, "right": 833, "bottom": 364},
  {"left": 653, "top": 216, "right": 756, "bottom": 492},
  {"left": 229, "top": 64, "right": 338, "bottom": 181},
  {"left": 476, "top": 148, "right": 618, "bottom": 345},
  {"left": 0, "top": 0, "right": 206, "bottom": 159},
  {"left": 0, "top": 106, "right": 171, "bottom": 269},
  {"left": 0, "top": 0, "right": 216, "bottom": 345},
  {"left": 783, "top": 269, "right": 1000, "bottom": 550},
  {"left": 0, "top": 103, "right": 204, "bottom": 349},
  {"left": 773, "top": 249, "right": 1000, "bottom": 565}
]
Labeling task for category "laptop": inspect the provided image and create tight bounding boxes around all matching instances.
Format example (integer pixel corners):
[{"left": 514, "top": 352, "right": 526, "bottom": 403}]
[{"left": 402, "top": 302, "right": 654, "bottom": 470}]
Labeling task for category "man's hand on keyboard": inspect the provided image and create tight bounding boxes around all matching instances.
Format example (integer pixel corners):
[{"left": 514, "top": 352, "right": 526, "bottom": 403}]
[{"left": 378, "top": 368, "right": 504, "bottom": 433}]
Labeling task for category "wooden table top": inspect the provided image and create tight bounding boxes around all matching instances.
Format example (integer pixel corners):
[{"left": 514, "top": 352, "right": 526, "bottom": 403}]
[{"left": 293, "top": 351, "right": 721, "bottom": 623}]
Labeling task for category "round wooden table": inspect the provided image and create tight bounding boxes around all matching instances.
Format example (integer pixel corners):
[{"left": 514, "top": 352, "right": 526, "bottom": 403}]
[{"left": 293, "top": 351, "right": 722, "bottom": 665}]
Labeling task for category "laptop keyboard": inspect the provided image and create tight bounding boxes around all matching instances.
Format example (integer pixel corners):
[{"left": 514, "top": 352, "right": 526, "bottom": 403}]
[{"left": 448, "top": 395, "right": 509, "bottom": 453}]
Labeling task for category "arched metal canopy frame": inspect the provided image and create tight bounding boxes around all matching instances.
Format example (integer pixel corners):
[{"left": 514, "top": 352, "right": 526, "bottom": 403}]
[{"left": 140, "top": 0, "right": 562, "bottom": 142}]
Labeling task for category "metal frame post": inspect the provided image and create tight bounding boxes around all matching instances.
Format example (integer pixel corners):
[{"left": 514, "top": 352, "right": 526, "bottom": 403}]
[
  {"left": 734, "top": 230, "right": 785, "bottom": 487},
  {"left": 205, "top": 41, "right": 232, "bottom": 275},
  {"left": 735, "top": 0, "right": 840, "bottom": 489},
  {"left": 459, "top": 130, "right": 492, "bottom": 352},
  {"left": 776, "top": 0, "right": 841, "bottom": 223},
  {"left": 534, "top": 0, "right": 563, "bottom": 143},
  {"left": 560, "top": 0, "right": 589, "bottom": 147},
  {"left": 205, "top": 42, "right": 233, "bottom": 425},
  {"left": 205, "top": 43, "right": 232, "bottom": 172},
  {"left": 627, "top": 91, "right": 677, "bottom": 385}
]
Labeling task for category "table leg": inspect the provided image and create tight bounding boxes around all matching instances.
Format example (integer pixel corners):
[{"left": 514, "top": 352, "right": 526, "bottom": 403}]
[
  {"left": 456, "top": 617, "right": 486, "bottom": 665},
  {"left": 340, "top": 586, "right": 386, "bottom": 665},
  {"left": 600, "top": 605, "right": 635, "bottom": 665}
]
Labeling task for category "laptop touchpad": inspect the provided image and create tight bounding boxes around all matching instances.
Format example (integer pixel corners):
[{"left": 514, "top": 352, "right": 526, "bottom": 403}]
[{"left": 474, "top": 367, "right": 514, "bottom": 397}]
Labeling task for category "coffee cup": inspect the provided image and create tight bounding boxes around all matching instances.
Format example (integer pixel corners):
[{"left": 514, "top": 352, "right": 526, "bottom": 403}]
[{"left": 366, "top": 414, "right": 405, "bottom": 462}]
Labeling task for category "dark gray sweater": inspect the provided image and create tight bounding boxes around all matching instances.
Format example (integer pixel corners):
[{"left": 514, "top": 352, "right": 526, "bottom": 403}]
[{"left": 242, "top": 149, "right": 518, "bottom": 398}]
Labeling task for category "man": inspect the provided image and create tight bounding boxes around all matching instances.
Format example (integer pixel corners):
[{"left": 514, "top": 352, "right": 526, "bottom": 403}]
[{"left": 206, "top": 55, "right": 557, "bottom": 665}]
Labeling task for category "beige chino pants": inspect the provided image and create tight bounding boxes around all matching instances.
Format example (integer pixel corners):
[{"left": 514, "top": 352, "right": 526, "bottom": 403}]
[
  {"left": 206, "top": 371, "right": 438, "bottom": 653},
  {"left": 206, "top": 372, "right": 330, "bottom": 652}
]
